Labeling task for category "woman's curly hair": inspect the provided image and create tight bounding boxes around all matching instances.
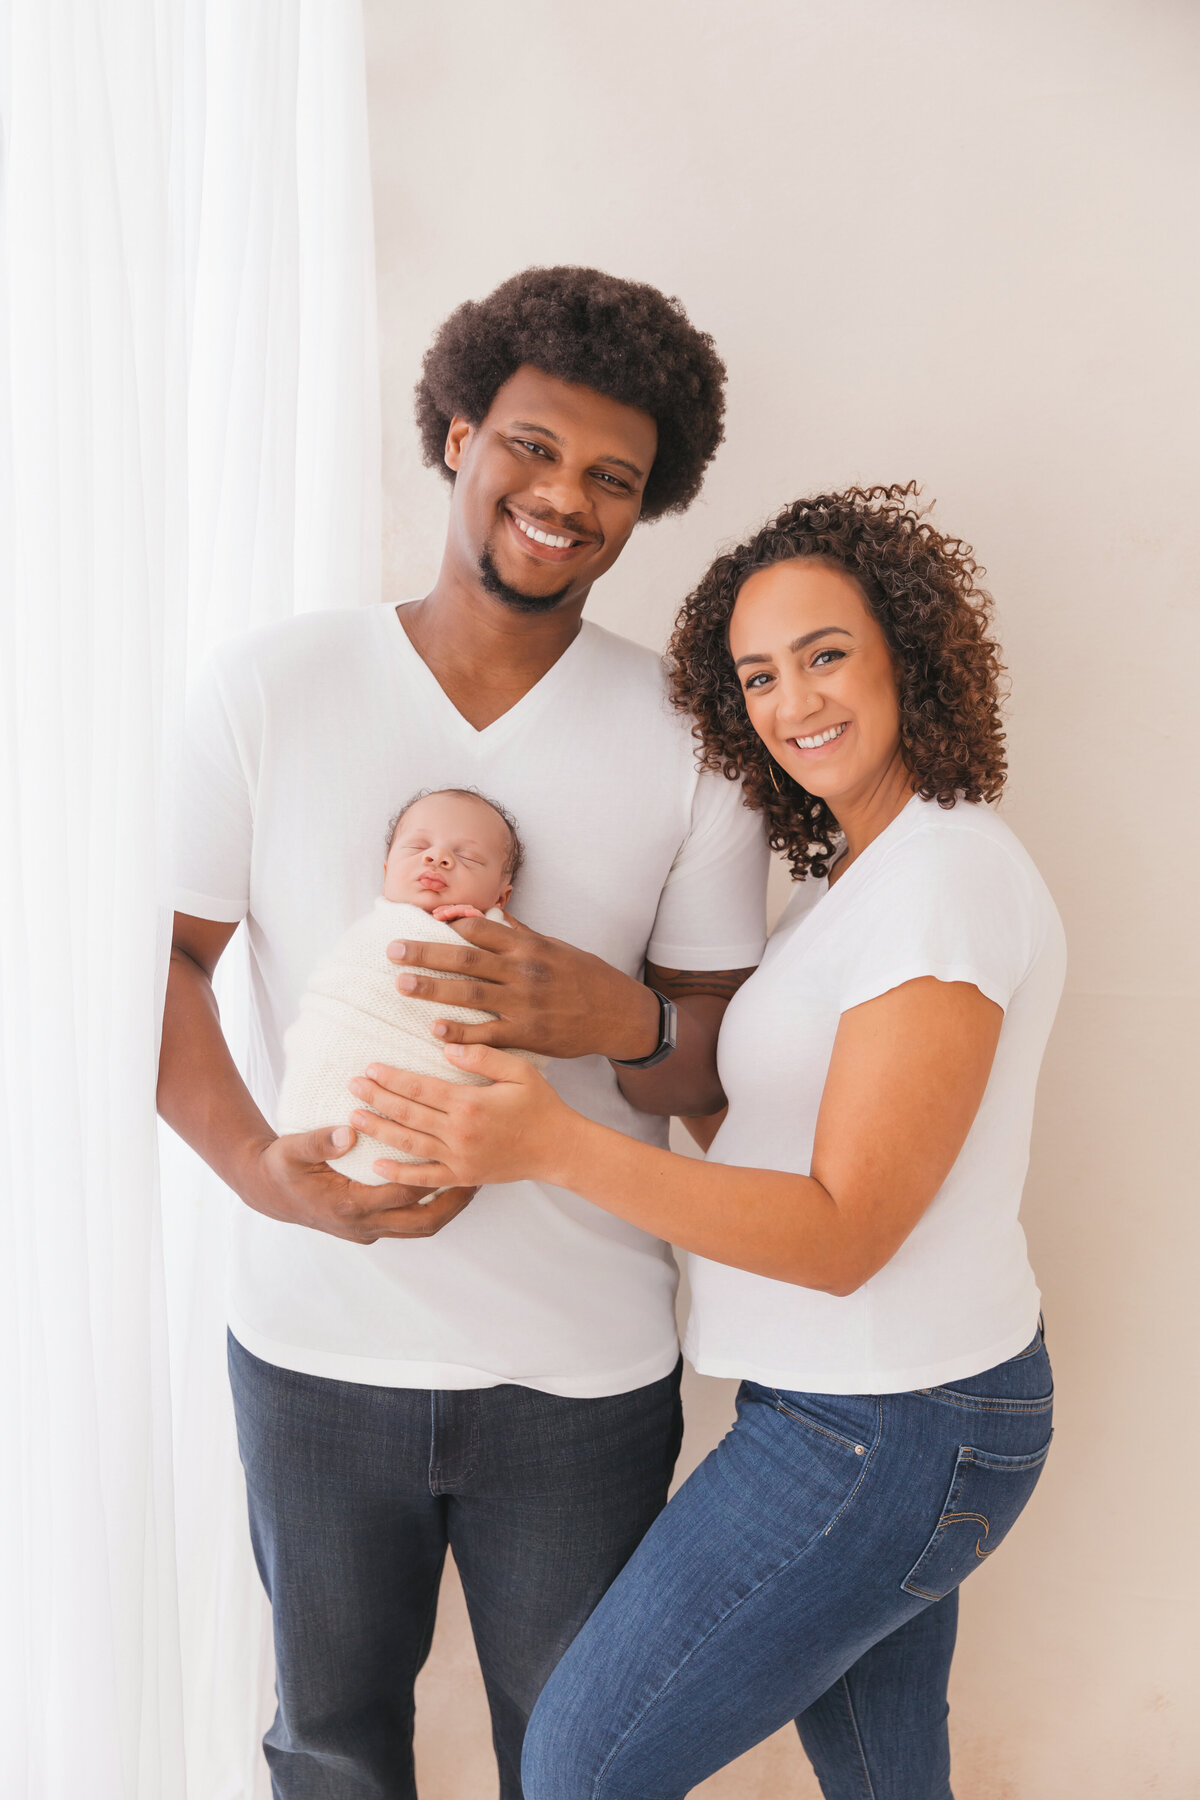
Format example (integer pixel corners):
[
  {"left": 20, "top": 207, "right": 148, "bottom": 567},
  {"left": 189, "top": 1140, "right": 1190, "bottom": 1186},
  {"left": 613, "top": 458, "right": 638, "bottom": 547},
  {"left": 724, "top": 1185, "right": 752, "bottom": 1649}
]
[
  {"left": 414, "top": 266, "right": 726, "bottom": 520},
  {"left": 668, "top": 483, "right": 1007, "bottom": 880}
]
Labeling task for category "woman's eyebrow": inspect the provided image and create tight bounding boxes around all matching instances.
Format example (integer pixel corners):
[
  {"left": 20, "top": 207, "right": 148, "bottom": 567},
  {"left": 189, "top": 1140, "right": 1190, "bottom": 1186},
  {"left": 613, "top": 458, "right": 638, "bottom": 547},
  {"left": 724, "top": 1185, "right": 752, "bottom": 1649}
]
[{"left": 733, "top": 626, "right": 852, "bottom": 670}]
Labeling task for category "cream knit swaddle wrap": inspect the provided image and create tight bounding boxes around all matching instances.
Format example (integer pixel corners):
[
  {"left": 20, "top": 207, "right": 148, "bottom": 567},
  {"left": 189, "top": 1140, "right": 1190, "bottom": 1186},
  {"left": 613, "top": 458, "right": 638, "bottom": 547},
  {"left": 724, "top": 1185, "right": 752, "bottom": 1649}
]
[{"left": 276, "top": 897, "right": 545, "bottom": 1188}]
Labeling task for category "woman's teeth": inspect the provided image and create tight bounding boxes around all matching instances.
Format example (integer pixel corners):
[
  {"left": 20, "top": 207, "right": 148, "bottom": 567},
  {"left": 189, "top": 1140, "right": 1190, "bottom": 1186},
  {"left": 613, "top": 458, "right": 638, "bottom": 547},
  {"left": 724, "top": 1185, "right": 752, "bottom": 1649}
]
[
  {"left": 514, "top": 515, "right": 577, "bottom": 549},
  {"left": 793, "top": 722, "right": 848, "bottom": 749}
]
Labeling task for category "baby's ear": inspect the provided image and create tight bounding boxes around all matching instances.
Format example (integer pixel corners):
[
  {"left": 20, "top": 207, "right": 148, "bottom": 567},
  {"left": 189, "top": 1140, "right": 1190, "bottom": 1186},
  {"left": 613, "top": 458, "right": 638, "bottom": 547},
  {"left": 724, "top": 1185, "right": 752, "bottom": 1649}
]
[{"left": 496, "top": 884, "right": 513, "bottom": 910}]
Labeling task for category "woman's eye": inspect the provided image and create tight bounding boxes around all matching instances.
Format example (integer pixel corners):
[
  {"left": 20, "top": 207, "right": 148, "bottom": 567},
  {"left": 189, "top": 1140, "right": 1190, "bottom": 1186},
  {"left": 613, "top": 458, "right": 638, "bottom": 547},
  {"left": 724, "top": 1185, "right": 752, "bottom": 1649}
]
[
  {"left": 811, "top": 648, "right": 845, "bottom": 667},
  {"left": 744, "top": 671, "right": 772, "bottom": 691}
]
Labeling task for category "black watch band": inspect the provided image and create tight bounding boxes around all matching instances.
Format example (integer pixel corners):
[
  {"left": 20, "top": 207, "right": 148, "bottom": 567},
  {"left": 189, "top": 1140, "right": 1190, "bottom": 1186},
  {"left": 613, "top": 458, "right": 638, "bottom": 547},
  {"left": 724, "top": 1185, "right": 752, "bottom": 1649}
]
[{"left": 611, "top": 990, "right": 678, "bottom": 1070}]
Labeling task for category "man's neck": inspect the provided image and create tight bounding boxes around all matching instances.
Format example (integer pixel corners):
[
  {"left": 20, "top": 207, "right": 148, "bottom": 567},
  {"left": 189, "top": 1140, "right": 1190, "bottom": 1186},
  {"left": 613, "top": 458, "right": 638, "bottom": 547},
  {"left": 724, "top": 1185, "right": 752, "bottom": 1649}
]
[{"left": 397, "top": 562, "right": 590, "bottom": 731}]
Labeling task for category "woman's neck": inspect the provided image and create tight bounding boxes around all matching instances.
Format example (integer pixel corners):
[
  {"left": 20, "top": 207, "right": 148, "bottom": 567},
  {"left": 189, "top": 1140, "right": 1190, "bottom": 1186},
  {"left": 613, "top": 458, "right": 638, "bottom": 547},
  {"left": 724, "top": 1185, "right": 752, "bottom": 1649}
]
[{"left": 826, "top": 754, "right": 915, "bottom": 885}]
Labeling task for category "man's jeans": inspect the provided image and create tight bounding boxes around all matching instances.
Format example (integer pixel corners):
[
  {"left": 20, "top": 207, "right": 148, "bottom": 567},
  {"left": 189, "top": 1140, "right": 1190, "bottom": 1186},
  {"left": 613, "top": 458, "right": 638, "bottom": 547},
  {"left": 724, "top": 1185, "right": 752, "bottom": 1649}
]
[
  {"left": 522, "top": 1329, "right": 1053, "bottom": 1800},
  {"left": 228, "top": 1332, "right": 683, "bottom": 1800}
]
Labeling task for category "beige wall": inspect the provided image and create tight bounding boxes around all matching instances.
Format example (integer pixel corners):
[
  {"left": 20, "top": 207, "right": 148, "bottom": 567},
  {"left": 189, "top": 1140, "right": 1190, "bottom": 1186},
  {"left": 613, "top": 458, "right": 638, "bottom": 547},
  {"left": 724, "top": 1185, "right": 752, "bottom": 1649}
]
[{"left": 364, "top": 3, "right": 1199, "bottom": 1793}]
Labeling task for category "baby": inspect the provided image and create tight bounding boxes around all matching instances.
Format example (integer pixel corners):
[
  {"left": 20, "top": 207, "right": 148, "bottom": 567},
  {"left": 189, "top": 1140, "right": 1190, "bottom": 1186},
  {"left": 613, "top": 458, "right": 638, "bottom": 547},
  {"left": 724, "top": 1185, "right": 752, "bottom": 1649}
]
[{"left": 276, "top": 787, "right": 542, "bottom": 1191}]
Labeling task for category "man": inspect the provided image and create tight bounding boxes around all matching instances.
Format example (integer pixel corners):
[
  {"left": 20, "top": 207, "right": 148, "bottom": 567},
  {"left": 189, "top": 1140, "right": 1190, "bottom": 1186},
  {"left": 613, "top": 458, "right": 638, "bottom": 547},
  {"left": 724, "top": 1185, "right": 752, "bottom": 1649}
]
[{"left": 159, "top": 266, "right": 769, "bottom": 1799}]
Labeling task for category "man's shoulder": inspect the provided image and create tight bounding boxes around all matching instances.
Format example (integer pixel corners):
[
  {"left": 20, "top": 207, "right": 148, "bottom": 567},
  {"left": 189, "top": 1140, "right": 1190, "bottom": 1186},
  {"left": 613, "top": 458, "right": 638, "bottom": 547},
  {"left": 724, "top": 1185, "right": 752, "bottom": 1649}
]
[
  {"left": 576, "top": 620, "right": 670, "bottom": 688},
  {"left": 210, "top": 603, "right": 384, "bottom": 677}
]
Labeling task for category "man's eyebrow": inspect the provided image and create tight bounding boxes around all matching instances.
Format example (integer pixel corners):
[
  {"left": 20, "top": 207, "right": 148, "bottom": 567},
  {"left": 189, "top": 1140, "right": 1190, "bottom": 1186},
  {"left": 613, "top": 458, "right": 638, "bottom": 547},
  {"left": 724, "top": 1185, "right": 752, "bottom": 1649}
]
[
  {"left": 733, "top": 626, "right": 852, "bottom": 670},
  {"left": 508, "top": 421, "right": 645, "bottom": 482},
  {"left": 510, "top": 421, "right": 564, "bottom": 445}
]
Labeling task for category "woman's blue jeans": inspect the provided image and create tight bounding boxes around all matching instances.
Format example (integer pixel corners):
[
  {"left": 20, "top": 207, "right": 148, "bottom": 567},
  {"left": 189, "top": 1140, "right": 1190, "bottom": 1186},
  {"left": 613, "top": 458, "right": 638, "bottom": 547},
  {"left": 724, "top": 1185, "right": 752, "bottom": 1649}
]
[{"left": 522, "top": 1329, "right": 1053, "bottom": 1800}]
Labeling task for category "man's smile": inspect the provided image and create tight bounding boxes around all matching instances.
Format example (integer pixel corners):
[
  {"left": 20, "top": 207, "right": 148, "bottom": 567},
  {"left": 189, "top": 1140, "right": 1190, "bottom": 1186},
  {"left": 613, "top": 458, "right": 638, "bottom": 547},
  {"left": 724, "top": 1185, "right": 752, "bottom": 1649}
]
[{"left": 503, "top": 504, "right": 596, "bottom": 564}]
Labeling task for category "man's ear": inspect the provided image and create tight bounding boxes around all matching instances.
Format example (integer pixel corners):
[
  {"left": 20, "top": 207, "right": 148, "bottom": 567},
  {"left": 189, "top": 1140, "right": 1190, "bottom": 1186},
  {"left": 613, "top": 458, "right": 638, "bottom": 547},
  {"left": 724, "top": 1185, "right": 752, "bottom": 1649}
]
[{"left": 444, "top": 415, "right": 473, "bottom": 473}]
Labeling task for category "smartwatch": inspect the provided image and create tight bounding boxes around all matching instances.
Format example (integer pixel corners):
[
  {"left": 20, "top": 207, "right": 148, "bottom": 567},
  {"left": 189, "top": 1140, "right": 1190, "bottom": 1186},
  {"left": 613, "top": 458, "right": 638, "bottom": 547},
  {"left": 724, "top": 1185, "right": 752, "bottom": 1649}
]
[{"left": 611, "top": 990, "right": 678, "bottom": 1070}]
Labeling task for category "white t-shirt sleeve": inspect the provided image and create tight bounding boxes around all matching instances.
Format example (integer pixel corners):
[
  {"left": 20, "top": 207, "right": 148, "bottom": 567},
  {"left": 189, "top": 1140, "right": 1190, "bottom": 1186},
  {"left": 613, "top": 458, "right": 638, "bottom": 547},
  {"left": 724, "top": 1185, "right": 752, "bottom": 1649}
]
[
  {"left": 835, "top": 826, "right": 1040, "bottom": 1015},
  {"left": 172, "top": 653, "right": 254, "bottom": 923},
  {"left": 646, "top": 768, "right": 769, "bottom": 970}
]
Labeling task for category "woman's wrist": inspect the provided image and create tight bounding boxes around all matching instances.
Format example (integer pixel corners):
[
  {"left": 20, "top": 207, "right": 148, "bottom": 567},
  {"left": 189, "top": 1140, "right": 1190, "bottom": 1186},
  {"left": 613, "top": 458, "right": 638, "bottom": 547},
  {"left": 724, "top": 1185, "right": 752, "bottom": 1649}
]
[{"left": 538, "top": 1109, "right": 602, "bottom": 1194}]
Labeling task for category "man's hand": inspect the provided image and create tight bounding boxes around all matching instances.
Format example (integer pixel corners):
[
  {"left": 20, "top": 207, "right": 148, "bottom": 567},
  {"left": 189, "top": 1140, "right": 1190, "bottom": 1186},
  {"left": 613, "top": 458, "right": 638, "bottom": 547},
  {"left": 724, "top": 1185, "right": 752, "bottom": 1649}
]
[
  {"left": 387, "top": 912, "right": 660, "bottom": 1062},
  {"left": 238, "top": 1127, "right": 477, "bottom": 1243}
]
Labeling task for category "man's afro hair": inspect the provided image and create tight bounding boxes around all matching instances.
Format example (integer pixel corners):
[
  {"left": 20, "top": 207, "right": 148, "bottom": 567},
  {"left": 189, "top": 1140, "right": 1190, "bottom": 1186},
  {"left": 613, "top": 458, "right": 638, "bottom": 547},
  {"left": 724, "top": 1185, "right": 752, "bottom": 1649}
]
[{"left": 414, "top": 266, "right": 726, "bottom": 520}]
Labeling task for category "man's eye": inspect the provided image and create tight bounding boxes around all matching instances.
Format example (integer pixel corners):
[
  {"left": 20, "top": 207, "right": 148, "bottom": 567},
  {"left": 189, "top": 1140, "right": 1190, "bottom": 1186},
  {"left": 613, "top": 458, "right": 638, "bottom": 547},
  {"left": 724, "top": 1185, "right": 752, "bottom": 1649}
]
[
  {"left": 594, "top": 471, "right": 629, "bottom": 490},
  {"left": 516, "top": 439, "right": 550, "bottom": 457}
]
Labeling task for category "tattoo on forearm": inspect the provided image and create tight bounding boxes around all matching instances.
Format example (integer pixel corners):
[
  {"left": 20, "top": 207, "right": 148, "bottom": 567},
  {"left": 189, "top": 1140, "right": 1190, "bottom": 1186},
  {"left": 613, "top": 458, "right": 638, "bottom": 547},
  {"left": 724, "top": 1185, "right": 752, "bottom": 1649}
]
[{"left": 644, "top": 965, "right": 757, "bottom": 1004}]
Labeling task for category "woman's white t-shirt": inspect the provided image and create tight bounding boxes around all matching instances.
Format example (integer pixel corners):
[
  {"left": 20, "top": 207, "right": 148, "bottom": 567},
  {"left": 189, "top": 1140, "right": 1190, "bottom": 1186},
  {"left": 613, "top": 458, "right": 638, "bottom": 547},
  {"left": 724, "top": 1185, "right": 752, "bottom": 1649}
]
[
  {"left": 174, "top": 603, "right": 769, "bottom": 1397},
  {"left": 684, "top": 795, "right": 1066, "bottom": 1395}
]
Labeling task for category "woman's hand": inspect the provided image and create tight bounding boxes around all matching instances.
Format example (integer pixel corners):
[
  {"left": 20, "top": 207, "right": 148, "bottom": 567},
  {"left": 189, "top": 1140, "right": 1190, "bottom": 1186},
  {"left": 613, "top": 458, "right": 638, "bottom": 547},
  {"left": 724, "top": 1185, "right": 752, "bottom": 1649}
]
[{"left": 347, "top": 1046, "right": 573, "bottom": 1190}]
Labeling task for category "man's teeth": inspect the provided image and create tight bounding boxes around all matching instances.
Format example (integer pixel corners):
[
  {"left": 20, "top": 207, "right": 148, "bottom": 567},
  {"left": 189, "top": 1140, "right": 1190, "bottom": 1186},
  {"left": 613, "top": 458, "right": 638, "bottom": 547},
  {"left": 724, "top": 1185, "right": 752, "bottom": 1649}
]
[
  {"left": 793, "top": 722, "right": 848, "bottom": 749},
  {"left": 515, "top": 515, "right": 577, "bottom": 549}
]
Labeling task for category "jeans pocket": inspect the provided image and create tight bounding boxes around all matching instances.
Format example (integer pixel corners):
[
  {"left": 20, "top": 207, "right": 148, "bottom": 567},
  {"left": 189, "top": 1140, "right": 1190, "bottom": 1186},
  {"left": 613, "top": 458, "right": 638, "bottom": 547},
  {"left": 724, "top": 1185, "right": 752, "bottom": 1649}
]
[
  {"left": 900, "top": 1435, "right": 1053, "bottom": 1601},
  {"left": 768, "top": 1389, "right": 880, "bottom": 1456}
]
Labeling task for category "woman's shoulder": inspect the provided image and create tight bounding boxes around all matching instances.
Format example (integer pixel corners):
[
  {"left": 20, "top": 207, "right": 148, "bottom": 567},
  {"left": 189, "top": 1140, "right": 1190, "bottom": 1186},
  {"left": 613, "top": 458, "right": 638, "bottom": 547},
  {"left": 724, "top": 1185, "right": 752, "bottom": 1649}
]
[
  {"left": 817, "top": 799, "right": 1064, "bottom": 1014},
  {"left": 879, "top": 798, "right": 1050, "bottom": 905}
]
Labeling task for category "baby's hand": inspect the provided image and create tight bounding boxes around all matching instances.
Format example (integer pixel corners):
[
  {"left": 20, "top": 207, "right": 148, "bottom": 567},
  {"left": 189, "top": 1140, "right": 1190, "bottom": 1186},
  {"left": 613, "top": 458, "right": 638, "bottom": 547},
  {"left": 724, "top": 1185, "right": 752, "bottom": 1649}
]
[{"left": 431, "top": 904, "right": 487, "bottom": 922}]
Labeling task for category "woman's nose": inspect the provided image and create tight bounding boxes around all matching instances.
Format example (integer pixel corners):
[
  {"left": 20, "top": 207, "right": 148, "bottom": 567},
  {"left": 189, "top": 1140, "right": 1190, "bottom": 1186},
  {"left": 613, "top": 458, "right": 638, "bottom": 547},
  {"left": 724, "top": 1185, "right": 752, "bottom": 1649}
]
[{"left": 777, "top": 680, "right": 819, "bottom": 728}]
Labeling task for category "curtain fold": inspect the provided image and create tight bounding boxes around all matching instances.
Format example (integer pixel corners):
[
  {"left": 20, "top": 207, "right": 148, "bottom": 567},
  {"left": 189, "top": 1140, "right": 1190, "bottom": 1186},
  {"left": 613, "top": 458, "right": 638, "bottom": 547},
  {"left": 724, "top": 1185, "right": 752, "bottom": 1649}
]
[{"left": 0, "top": 4, "right": 380, "bottom": 1795}]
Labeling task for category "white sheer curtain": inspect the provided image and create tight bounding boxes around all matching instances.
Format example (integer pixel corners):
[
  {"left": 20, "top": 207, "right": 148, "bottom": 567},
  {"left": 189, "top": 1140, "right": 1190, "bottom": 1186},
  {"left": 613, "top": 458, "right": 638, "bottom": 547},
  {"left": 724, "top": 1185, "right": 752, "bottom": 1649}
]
[{"left": 0, "top": 3, "right": 380, "bottom": 1795}]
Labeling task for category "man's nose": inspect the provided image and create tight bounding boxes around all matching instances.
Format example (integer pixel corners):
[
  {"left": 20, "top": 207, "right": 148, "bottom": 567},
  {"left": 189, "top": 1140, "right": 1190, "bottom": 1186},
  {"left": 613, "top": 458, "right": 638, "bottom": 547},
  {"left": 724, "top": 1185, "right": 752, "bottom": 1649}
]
[{"left": 530, "top": 462, "right": 589, "bottom": 523}]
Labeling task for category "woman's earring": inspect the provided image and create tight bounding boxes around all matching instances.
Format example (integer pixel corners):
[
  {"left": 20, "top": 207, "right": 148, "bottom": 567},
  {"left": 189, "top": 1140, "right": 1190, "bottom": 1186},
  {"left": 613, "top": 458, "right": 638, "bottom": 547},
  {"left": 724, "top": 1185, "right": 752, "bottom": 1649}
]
[{"left": 768, "top": 761, "right": 785, "bottom": 795}]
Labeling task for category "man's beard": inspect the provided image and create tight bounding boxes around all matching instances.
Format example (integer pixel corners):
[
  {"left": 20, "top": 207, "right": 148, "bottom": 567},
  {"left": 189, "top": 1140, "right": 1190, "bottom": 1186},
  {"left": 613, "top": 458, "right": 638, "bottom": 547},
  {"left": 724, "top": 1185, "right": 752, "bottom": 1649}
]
[{"left": 478, "top": 543, "right": 574, "bottom": 614}]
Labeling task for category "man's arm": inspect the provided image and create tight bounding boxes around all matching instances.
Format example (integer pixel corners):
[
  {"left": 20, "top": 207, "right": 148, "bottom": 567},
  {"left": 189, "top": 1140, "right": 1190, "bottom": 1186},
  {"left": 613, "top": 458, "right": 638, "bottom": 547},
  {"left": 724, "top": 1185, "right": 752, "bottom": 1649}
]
[
  {"left": 380, "top": 914, "right": 753, "bottom": 1118},
  {"left": 611, "top": 961, "right": 756, "bottom": 1119},
  {"left": 158, "top": 912, "right": 476, "bottom": 1241}
]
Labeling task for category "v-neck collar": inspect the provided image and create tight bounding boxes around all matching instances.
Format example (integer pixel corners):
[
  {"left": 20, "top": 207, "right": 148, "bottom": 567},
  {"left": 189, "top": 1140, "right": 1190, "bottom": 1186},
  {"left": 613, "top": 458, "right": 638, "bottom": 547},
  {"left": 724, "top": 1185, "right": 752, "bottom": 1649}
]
[
  {"left": 780, "top": 793, "right": 924, "bottom": 936},
  {"left": 384, "top": 602, "right": 588, "bottom": 745}
]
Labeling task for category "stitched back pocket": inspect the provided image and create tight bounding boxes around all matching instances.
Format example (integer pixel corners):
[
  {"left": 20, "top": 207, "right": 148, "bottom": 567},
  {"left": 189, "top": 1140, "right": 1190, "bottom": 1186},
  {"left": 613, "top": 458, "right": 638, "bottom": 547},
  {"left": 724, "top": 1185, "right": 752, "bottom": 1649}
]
[{"left": 901, "top": 1436, "right": 1052, "bottom": 1601}]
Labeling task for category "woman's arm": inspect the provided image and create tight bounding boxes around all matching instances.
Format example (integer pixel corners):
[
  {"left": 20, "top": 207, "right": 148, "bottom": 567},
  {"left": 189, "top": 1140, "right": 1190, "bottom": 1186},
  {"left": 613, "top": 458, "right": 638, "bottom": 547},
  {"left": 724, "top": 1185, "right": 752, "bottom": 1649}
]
[{"left": 349, "top": 975, "right": 1003, "bottom": 1296}]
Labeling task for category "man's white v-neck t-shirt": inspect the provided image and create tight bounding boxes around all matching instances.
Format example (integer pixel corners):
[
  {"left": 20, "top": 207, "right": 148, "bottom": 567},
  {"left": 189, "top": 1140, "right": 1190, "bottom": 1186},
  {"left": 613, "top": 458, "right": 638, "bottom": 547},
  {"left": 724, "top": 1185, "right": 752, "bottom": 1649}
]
[{"left": 174, "top": 603, "right": 770, "bottom": 1396}]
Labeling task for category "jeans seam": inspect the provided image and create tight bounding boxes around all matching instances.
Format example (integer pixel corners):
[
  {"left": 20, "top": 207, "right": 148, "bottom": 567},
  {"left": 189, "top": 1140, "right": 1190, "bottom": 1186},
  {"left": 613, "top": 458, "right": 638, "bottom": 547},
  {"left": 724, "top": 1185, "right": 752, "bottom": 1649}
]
[
  {"left": 915, "top": 1390, "right": 1053, "bottom": 1415},
  {"left": 406, "top": 1549, "right": 446, "bottom": 1706},
  {"left": 838, "top": 1673, "right": 877, "bottom": 1800},
  {"left": 589, "top": 1415, "right": 881, "bottom": 1797}
]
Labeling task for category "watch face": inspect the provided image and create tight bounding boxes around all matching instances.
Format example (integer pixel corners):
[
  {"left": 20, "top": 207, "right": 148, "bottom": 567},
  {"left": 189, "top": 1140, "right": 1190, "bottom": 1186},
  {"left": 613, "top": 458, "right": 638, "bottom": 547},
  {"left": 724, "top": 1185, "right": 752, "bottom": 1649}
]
[{"left": 613, "top": 992, "right": 677, "bottom": 1068}]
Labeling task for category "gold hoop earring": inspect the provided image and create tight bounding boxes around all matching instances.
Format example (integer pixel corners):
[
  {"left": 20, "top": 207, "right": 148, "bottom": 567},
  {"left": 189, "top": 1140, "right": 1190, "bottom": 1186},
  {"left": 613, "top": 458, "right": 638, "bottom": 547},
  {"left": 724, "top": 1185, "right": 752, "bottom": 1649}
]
[{"left": 768, "top": 762, "right": 785, "bottom": 795}]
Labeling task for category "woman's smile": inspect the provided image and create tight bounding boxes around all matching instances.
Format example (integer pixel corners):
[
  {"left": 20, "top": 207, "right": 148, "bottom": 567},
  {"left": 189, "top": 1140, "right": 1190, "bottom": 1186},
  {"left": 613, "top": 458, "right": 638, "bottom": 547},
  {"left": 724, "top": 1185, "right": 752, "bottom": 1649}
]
[{"left": 787, "top": 719, "right": 850, "bottom": 753}]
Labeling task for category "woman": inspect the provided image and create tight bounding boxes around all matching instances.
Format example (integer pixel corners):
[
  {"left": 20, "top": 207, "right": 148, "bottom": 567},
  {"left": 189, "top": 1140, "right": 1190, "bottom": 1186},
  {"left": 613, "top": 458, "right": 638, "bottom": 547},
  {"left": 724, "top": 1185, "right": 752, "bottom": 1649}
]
[{"left": 358, "top": 484, "right": 1065, "bottom": 1799}]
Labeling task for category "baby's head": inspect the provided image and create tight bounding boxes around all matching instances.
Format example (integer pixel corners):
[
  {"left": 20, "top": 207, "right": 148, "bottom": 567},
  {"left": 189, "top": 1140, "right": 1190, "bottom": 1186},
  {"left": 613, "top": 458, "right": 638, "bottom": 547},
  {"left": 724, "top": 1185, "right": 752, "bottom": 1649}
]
[{"left": 382, "top": 788, "right": 523, "bottom": 914}]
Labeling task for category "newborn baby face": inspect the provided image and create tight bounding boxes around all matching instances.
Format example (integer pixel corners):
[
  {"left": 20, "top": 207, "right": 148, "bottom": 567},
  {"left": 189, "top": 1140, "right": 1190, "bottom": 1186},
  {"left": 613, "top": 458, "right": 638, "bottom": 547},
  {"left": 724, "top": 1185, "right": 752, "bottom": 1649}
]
[{"left": 383, "top": 792, "right": 514, "bottom": 914}]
